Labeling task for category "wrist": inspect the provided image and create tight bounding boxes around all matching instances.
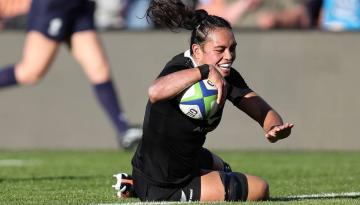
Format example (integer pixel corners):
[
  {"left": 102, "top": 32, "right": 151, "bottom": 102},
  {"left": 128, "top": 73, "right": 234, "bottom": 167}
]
[{"left": 198, "top": 64, "right": 210, "bottom": 80}]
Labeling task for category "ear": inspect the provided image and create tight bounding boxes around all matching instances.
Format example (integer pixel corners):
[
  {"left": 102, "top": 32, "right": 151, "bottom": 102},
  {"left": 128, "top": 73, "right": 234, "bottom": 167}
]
[{"left": 191, "top": 44, "right": 203, "bottom": 61}]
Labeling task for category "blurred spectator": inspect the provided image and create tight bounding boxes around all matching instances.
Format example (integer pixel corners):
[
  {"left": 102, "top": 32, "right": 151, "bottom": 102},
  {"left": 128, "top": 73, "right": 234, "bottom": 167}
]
[
  {"left": 212, "top": 0, "right": 322, "bottom": 29},
  {"left": 256, "top": 0, "right": 323, "bottom": 29},
  {"left": 147, "top": 0, "right": 322, "bottom": 30},
  {"left": 196, "top": 0, "right": 261, "bottom": 26},
  {"left": 94, "top": 0, "right": 126, "bottom": 30},
  {"left": 322, "top": 0, "right": 360, "bottom": 31},
  {"left": 125, "top": 0, "right": 153, "bottom": 30},
  {"left": 0, "top": 0, "right": 31, "bottom": 30},
  {"left": 94, "top": 0, "right": 154, "bottom": 30},
  {"left": 307, "top": 0, "right": 323, "bottom": 27}
]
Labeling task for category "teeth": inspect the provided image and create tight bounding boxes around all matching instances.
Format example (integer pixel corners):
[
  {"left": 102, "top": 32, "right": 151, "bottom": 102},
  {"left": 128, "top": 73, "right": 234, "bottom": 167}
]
[{"left": 219, "top": 64, "right": 231, "bottom": 69}]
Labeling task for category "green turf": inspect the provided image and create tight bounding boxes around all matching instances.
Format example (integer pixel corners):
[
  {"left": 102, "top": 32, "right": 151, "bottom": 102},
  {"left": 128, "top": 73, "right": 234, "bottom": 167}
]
[{"left": 0, "top": 150, "right": 359, "bottom": 204}]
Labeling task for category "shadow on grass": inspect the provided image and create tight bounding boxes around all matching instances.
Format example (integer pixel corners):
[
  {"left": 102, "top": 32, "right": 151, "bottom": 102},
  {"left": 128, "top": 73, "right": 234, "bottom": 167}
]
[
  {"left": 271, "top": 192, "right": 360, "bottom": 201},
  {"left": 0, "top": 175, "right": 104, "bottom": 183}
]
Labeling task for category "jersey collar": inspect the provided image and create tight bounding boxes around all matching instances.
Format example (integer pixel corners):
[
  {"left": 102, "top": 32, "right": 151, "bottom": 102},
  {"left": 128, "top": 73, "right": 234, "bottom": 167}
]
[{"left": 184, "top": 50, "right": 198, "bottom": 67}]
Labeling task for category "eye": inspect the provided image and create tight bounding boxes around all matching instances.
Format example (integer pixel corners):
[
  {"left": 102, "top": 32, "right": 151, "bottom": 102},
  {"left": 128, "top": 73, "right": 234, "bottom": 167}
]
[{"left": 215, "top": 49, "right": 225, "bottom": 53}]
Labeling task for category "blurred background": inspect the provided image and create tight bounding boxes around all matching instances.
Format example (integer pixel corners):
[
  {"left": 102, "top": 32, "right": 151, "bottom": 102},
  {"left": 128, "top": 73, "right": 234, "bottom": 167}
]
[{"left": 1, "top": 0, "right": 359, "bottom": 150}]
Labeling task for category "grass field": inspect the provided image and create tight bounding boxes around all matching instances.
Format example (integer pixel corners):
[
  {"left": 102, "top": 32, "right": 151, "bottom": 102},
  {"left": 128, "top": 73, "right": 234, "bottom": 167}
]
[{"left": 0, "top": 150, "right": 359, "bottom": 205}]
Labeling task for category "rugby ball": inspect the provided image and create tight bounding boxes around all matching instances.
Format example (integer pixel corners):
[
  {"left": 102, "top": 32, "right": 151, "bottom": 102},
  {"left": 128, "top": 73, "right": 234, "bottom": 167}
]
[{"left": 179, "top": 79, "right": 218, "bottom": 120}]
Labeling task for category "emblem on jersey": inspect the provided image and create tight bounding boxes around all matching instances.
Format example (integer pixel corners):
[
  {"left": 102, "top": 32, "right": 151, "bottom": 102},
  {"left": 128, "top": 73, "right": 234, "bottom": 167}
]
[{"left": 48, "top": 18, "right": 63, "bottom": 37}]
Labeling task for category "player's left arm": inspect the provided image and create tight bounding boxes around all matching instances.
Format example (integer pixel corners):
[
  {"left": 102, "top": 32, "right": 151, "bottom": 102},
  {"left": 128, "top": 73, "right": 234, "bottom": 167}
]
[{"left": 235, "top": 91, "right": 294, "bottom": 143}]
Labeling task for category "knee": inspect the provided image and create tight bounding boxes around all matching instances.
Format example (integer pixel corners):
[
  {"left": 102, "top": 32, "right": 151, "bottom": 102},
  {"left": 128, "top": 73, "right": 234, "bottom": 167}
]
[
  {"left": 15, "top": 63, "right": 46, "bottom": 85},
  {"left": 221, "top": 172, "right": 269, "bottom": 202},
  {"left": 247, "top": 176, "right": 269, "bottom": 201},
  {"left": 85, "top": 62, "right": 110, "bottom": 84},
  {"left": 255, "top": 179, "right": 269, "bottom": 201},
  {"left": 221, "top": 172, "right": 248, "bottom": 201}
]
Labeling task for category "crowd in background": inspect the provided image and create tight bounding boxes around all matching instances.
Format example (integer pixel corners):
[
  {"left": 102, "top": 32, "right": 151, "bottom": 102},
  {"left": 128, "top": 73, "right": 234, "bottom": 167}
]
[{"left": 0, "top": 0, "right": 359, "bottom": 31}]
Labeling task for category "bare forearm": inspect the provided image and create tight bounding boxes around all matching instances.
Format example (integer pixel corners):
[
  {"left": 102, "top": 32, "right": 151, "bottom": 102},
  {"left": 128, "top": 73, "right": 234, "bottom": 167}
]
[
  {"left": 148, "top": 68, "right": 201, "bottom": 103},
  {"left": 237, "top": 92, "right": 283, "bottom": 132},
  {"left": 263, "top": 110, "right": 283, "bottom": 133},
  {"left": 238, "top": 92, "right": 293, "bottom": 142}
]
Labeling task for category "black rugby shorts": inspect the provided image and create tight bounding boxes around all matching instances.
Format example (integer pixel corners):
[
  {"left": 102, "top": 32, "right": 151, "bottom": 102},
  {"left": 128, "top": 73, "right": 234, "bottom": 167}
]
[{"left": 27, "top": 0, "right": 95, "bottom": 41}]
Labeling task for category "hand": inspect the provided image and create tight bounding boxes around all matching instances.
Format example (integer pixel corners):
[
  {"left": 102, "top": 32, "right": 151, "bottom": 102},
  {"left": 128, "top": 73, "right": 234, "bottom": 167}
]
[
  {"left": 207, "top": 65, "right": 227, "bottom": 106},
  {"left": 265, "top": 123, "right": 294, "bottom": 143}
]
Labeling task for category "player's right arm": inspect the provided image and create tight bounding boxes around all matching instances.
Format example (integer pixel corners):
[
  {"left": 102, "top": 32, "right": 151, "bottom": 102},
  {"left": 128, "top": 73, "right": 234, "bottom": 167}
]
[
  {"left": 148, "top": 65, "right": 225, "bottom": 103},
  {"left": 148, "top": 67, "right": 201, "bottom": 103}
]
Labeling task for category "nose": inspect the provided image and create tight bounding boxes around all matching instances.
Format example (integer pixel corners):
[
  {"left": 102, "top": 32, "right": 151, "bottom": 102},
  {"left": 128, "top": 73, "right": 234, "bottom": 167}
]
[{"left": 224, "top": 49, "right": 234, "bottom": 61}]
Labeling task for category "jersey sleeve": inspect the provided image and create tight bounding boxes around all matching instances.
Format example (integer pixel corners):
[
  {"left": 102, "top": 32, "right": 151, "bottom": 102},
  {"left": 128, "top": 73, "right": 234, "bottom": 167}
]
[{"left": 226, "top": 68, "right": 253, "bottom": 105}]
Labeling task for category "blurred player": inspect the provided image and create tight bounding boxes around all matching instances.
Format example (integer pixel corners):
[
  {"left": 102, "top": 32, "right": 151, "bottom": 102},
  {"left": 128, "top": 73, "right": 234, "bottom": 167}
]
[
  {"left": 0, "top": 0, "right": 31, "bottom": 30},
  {"left": 114, "top": 0, "right": 294, "bottom": 202},
  {"left": 0, "top": 0, "right": 142, "bottom": 149}
]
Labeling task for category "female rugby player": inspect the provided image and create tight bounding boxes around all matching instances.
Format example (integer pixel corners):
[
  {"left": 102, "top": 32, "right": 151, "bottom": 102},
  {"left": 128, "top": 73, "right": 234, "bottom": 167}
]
[
  {"left": 0, "top": 0, "right": 141, "bottom": 149},
  {"left": 114, "top": 0, "right": 294, "bottom": 201}
]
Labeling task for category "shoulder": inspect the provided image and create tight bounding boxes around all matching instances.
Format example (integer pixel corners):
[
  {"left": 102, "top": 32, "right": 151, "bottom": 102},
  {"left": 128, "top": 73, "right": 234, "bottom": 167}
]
[
  {"left": 165, "top": 51, "right": 194, "bottom": 69},
  {"left": 158, "top": 51, "right": 194, "bottom": 77},
  {"left": 226, "top": 67, "right": 253, "bottom": 103},
  {"left": 226, "top": 68, "right": 247, "bottom": 86}
]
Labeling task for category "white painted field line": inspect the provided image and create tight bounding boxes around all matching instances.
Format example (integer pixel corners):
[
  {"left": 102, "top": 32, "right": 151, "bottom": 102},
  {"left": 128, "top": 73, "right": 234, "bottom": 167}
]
[
  {"left": 99, "top": 203, "right": 213, "bottom": 205},
  {"left": 273, "top": 192, "right": 360, "bottom": 200},
  {"left": 98, "top": 192, "right": 360, "bottom": 204},
  {"left": 0, "top": 159, "right": 41, "bottom": 167}
]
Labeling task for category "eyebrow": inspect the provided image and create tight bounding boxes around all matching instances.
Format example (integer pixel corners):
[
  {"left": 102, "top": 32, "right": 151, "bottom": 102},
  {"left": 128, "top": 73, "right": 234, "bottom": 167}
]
[{"left": 214, "top": 42, "right": 237, "bottom": 49}]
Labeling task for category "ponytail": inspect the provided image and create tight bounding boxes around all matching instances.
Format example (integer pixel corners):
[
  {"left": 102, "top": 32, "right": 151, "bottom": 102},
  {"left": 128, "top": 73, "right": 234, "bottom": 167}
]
[
  {"left": 147, "top": 0, "right": 232, "bottom": 53},
  {"left": 147, "top": 0, "right": 205, "bottom": 31}
]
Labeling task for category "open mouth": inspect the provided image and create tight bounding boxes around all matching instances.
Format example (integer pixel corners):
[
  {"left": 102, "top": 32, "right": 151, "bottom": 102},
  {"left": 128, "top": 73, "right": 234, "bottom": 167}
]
[{"left": 219, "top": 63, "right": 232, "bottom": 70}]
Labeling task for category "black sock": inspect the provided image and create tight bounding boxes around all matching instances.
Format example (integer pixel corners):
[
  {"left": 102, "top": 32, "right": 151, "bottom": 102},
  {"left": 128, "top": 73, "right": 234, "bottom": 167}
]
[
  {"left": 0, "top": 65, "right": 18, "bottom": 88},
  {"left": 93, "top": 80, "right": 129, "bottom": 135}
]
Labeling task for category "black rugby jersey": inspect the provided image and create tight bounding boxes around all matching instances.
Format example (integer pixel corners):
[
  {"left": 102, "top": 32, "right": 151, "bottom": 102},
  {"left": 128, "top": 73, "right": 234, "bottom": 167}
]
[{"left": 132, "top": 51, "right": 252, "bottom": 187}]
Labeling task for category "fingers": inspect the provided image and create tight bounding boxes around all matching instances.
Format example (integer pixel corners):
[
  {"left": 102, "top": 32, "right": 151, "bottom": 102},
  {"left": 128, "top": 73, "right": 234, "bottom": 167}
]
[
  {"left": 220, "top": 81, "right": 227, "bottom": 106},
  {"left": 208, "top": 65, "right": 227, "bottom": 105},
  {"left": 265, "top": 129, "right": 278, "bottom": 143},
  {"left": 215, "top": 80, "right": 227, "bottom": 105},
  {"left": 265, "top": 123, "right": 294, "bottom": 143},
  {"left": 216, "top": 83, "right": 223, "bottom": 104},
  {"left": 265, "top": 132, "right": 277, "bottom": 143},
  {"left": 274, "top": 123, "right": 294, "bottom": 132}
]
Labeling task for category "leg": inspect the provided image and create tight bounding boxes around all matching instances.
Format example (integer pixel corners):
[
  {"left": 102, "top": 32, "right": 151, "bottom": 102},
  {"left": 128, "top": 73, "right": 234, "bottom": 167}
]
[
  {"left": 246, "top": 174, "right": 269, "bottom": 201},
  {"left": 70, "top": 30, "right": 141, "bottom": 148},
  {"left": 199, "top": 148, "right": 232, "bottom": 172},
  {"left": 200, "top": 171, "right": 226, "bottom": 201},
  {"left": 70, "top": 30, "right": 110, "bottom": 84},
  {"left": 201, "top": 171, "right": 269, "bottom": 201},
  {"left": 0, "top": 31, "right": 58, "bottom": 87},
  {"left": 130, "top": 169, "right": 267, "bottom": 202}
]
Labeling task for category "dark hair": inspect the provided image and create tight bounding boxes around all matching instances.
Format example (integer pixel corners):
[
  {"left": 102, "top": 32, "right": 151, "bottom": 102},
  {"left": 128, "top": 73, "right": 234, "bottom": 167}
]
[{"left": 146, "top": 0, "right": 232, "bottom": 54}]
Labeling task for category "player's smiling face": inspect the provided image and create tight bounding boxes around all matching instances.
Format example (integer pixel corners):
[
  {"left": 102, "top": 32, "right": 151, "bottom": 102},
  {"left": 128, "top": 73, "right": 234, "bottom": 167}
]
[{"left": 193, "top": 28, "right": 237, "bottom": 77}]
